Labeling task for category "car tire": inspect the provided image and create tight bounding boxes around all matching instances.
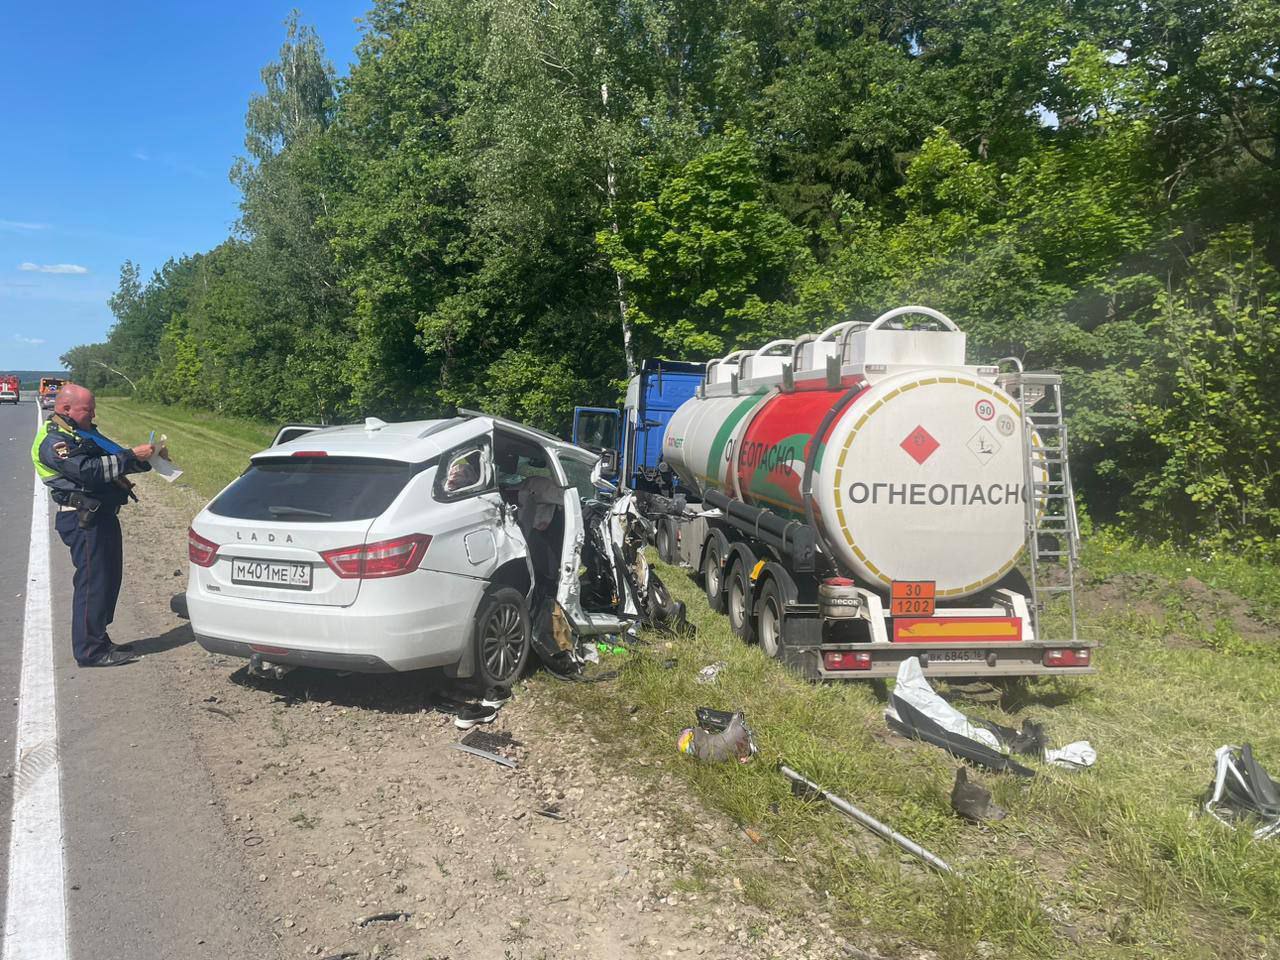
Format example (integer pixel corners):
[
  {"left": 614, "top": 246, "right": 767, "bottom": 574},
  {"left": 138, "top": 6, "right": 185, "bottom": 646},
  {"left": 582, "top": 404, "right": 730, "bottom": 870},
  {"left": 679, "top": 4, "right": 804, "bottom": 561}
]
[
  {"left": 727, "top": 559, "right": 757, "bottom": 645},
  {"left": 702, "top": 537, "right": 726, "bottom": 614},
  {"left": 472, "top": 586, "right": 531, "bottom": 689},
  {"left": 756, "top": 577, "right": 786, "bottom": 659}
]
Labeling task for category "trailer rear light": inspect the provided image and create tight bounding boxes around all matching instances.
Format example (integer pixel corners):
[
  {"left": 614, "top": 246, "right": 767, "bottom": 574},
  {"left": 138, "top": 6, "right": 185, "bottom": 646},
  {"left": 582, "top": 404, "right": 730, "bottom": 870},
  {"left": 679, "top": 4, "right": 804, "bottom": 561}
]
[
  {"left": 823, "top": 577, "right": 855, "bottom": 587},
  {"left": 188, "top": 527, "right": 219, "bottom": 567},
  {"left": 823, "top": 650, "right": 873, "bottom": 671},
  {"left": 321, "top": 534, "right": 432, "bottom": 579},
  {"left": 291, "top": 450, "right": 328, "bottom": 457},
  {"left": 1043, "top": 648, "right": 1091, "bottom": 667}
]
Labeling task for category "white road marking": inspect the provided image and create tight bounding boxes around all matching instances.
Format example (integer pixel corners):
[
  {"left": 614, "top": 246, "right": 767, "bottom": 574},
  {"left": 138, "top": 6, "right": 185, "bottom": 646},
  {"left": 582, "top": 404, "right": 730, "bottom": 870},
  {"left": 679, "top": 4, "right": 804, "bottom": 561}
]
[{"left": 2, "top": 402, "right": 68, "bottom": 960}]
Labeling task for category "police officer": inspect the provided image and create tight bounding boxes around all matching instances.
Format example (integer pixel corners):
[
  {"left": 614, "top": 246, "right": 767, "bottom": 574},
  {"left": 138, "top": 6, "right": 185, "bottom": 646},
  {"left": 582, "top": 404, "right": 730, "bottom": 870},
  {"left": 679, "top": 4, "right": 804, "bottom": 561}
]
[{"left": 31, "top": 384, "right": 154, "bottom": 667}]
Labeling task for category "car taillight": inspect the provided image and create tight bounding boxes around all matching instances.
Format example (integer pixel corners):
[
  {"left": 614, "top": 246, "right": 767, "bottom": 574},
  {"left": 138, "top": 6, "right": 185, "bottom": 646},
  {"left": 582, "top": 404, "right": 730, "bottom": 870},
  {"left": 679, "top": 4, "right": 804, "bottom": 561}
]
[
  {"left": 1043, "top": 648, "right": 1091, "bottom": 667},
  {"left": 321, "top": 534, "right": 432, "bottom": 580},
  {"left": 188, "top": 527, "right": 219, "bottom": 567},
  {"left": 823, "top": 650, "right": 873, "bottom": 671}
]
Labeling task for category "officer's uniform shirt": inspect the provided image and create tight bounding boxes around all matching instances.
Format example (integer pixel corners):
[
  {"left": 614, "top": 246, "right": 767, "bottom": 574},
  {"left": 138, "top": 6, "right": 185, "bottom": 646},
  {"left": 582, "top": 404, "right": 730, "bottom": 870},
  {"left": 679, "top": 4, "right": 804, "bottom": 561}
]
[{"left": 31, "top": 413, "right": 151, "bottom": 506}]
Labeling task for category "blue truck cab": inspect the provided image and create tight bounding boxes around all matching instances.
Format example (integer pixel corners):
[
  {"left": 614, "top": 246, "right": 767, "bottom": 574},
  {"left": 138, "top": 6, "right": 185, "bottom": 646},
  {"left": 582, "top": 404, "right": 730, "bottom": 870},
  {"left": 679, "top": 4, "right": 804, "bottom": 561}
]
[{"left": 573, "top": 358, "right": 705, "bottom": 493}]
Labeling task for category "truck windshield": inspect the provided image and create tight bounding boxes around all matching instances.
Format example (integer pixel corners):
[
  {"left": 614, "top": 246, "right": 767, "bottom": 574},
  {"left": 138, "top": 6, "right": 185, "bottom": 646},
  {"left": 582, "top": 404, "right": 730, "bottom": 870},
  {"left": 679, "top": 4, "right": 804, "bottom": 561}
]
[{"left": 209, "top": 458, "right": 415, "bottom": 523}]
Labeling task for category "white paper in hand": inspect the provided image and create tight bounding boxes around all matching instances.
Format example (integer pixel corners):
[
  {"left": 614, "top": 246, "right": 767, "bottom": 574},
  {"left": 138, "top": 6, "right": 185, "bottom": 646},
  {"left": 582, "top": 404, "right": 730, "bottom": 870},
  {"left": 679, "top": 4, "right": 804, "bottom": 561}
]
[{"left": 147, "top": 452, "right": 184, "bottom": 482}]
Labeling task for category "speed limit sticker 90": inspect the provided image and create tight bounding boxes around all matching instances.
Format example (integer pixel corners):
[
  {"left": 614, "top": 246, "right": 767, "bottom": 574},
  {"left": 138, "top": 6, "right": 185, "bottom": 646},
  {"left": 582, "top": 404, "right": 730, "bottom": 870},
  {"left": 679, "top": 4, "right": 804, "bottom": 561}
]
[{"left": 974, "top": 399, "right": 995, "bottom": 421}]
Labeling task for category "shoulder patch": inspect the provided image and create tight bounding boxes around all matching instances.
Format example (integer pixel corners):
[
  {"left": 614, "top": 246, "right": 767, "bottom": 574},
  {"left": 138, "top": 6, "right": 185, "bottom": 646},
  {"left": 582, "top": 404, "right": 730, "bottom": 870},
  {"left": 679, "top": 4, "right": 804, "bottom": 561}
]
[{"left": 53, "top": 441, "right": 70, "bottom": 459}]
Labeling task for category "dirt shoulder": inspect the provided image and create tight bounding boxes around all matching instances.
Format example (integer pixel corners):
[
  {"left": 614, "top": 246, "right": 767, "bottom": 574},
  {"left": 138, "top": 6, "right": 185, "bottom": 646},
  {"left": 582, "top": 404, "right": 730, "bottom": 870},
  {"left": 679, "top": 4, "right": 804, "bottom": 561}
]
[{"left": 120, "top": 473, "right": 855, "bottom": 960}]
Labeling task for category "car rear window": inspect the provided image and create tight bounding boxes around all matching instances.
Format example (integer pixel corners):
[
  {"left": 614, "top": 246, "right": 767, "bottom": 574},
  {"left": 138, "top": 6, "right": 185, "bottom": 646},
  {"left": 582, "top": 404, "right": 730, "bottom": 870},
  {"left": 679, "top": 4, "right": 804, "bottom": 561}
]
[{"left": 209, "top": 458, "right": 417, "bottom": 523}]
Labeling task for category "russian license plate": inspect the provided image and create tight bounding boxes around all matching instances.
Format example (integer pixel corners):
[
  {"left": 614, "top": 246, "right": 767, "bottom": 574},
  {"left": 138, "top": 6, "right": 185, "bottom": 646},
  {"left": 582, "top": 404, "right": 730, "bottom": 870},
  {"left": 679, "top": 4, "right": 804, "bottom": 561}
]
[
  {"left": 231, "top": 558, "right": 313, "bottom": 590},
  {"left": 890, "top": 580, "right": 936, "bottom": 616},
  {"left": 933, "top": 648, "right": 977, "bottom": 662}
]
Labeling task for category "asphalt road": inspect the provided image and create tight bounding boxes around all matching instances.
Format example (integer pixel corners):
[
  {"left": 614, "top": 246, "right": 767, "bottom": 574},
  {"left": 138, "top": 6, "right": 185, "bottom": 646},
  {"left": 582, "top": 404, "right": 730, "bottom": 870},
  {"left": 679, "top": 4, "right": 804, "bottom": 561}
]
[
  {"left": 1, "top": 395, "right": 276, "bottom": 960},
  {"left": 0, "top": 395, "right": 33, "bottom": 948}
]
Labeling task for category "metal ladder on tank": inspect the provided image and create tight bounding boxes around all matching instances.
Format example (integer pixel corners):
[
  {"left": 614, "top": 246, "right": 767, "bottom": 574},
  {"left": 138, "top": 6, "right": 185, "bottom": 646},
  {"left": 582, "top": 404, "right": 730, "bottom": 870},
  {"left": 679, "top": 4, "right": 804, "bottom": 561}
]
[{"left": 997, "top": 362, "right": 1081, "bottom": 644}]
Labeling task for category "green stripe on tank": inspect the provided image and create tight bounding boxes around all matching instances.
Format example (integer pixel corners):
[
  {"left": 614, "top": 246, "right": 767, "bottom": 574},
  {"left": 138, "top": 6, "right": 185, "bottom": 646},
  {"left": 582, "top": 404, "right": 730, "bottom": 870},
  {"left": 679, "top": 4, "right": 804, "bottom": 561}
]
[{"left": 705, "top": 389, "right": 766, "bottom": 483}]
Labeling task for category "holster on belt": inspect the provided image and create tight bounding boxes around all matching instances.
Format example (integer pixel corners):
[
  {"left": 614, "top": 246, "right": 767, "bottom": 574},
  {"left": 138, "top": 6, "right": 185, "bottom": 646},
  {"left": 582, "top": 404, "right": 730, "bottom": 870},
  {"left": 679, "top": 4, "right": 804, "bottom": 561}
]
[{"left": 67, "top": 491, "right": 103, "bottom": 530}]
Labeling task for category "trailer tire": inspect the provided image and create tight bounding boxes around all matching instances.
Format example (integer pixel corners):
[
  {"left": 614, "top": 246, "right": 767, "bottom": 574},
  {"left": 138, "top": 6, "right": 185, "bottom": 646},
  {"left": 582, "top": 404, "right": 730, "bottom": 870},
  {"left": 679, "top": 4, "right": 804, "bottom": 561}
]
[
  {"left": 756, "top": 576, "right": 786, "bottom": 659},
  {"left": 702, "top": 536, "right": 727, "bottom": 614},
  {"left": 727, "top": 559, "right": 757, "bottom": 645},
  {"left": 655, "top": 518, "right": 677, "bottom": 564}
]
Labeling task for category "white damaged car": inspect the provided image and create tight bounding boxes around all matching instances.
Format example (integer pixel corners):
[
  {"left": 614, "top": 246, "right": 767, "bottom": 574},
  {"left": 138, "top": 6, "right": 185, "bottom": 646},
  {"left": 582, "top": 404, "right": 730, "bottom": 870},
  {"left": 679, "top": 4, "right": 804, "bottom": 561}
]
[{"left": 185, "top": 413, "right": 667, "bottom": 688}]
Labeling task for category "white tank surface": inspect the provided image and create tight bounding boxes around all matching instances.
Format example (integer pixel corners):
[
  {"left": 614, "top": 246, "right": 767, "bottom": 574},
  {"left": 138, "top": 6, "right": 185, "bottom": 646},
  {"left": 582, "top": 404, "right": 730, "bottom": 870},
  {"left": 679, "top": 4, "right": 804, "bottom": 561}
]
[{"left": 663, "top": 308, "right": 1039, "bottom": 599}]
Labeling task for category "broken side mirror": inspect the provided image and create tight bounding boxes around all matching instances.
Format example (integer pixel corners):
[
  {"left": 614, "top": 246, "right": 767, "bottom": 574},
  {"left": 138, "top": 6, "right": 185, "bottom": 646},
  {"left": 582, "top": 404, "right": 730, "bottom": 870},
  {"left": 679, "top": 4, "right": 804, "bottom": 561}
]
[{"left": 591, "top": 452, "right": 619, "bottom": 493}]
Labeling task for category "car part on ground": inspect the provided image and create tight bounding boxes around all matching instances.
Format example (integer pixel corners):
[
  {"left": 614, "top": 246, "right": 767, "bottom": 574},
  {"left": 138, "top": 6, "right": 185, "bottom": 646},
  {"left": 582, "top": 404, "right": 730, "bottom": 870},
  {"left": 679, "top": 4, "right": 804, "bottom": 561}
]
[
  {"left": 885, "top": 658, "right": 1037, "bottom": 777},
  {"left": 950, "top": 768, "right": 1007, "bottom": 822},
  {"left": 1204, "top": 744, "right": 1280, "bottom": 840}
]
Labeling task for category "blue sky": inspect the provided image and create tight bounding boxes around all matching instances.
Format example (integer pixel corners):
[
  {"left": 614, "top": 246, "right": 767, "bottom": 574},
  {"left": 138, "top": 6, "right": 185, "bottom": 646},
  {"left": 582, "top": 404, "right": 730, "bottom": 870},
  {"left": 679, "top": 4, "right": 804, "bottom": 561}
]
[{"left": 0, "top": 2, "right": 367, "bottom": 371}]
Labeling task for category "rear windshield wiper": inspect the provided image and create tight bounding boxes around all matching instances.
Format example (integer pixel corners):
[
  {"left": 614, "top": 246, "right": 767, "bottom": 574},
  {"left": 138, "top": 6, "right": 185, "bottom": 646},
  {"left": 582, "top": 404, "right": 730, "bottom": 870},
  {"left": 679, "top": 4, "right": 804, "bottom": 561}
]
[{"left": 267, "top": 505, "right": 333, "bottom": 519}]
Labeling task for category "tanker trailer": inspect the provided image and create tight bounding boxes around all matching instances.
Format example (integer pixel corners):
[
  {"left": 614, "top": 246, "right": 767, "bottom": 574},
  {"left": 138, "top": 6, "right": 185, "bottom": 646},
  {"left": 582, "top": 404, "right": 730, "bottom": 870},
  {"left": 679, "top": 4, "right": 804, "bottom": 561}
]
[{"left": 652, "top": 306, "right": 1093, "bottom": 680}]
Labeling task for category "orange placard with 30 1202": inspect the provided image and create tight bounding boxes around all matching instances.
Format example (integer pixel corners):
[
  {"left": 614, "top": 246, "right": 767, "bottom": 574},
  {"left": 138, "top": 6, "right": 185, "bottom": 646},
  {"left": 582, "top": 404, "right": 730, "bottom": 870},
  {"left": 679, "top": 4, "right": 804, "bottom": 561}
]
[{"left": 890, "top": 581, "right": 936, "bottom": 617}]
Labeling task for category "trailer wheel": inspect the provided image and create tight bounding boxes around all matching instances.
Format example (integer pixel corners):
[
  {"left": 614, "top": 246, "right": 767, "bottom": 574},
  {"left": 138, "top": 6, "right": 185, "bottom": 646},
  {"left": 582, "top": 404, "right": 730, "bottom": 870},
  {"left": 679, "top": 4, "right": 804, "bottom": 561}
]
[
  {"left": 702, "top": 538, "right": 727, "bottom": 614},
  {"left": 756, "top": 577, "right": 786, "bottom": 659},
  {"left": 727, "top": 559, "right": 757, "bottom": 644},
  {"left": 655, "top": 519, "right": 676, "bottom": 564}
]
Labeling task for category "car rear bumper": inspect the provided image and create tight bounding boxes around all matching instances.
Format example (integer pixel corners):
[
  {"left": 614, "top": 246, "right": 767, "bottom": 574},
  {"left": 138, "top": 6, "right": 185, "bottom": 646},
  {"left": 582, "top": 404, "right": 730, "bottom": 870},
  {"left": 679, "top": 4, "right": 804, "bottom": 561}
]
[{"left": 187, "top": 567, "right": 487, "bottom": 673}]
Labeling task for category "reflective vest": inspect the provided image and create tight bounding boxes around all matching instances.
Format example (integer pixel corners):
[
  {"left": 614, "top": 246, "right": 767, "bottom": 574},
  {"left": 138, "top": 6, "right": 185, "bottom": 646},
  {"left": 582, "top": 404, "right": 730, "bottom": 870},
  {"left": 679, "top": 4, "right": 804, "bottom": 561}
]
[{"left": 31, "top": 416, "right": 79, "bottom": 481}]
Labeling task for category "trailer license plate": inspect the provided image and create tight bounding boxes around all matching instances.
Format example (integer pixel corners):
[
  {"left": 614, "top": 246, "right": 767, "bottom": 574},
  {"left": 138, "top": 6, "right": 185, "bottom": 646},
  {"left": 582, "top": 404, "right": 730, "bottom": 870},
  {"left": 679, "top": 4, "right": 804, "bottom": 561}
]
[
  {"left": 935, "top": 649, "right": 976, "bottom": 662},
  {"left": 231, "top": 559, "right": 312, "bottom": 590}
]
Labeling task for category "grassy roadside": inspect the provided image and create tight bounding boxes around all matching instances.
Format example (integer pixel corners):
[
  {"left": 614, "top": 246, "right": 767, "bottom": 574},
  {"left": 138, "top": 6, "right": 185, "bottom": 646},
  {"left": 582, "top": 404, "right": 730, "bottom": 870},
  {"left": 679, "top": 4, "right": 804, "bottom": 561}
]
[
  {"left": 103, "top": 397, "right": 1280, "bottom": 958},
  {"left": 541, "top": 557, "right": 1280, "bottom": 959},
  {"left": 93, "top": 397, "right": 273, "bottom": 501},
  {"left": 537, "top": 545, "right": 1280, "bottom": 957}
]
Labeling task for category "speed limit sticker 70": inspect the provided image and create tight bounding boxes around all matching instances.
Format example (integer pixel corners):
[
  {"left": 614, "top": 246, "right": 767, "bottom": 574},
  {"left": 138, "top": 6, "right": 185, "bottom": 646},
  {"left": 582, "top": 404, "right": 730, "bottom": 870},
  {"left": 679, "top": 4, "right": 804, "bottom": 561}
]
[{"left": 974, "top": 399, "right": 995, "bottom": 421}]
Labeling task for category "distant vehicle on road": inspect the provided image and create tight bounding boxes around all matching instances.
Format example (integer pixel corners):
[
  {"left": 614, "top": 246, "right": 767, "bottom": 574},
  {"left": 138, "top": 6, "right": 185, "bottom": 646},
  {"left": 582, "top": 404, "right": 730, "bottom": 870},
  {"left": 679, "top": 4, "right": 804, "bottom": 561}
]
[
  {"left": 39, "top": 376, "right": 64, "bottom": 410},
  {"left": 0, "top": 375, "right": 18, "bottom": 404},
  {"left": 185, "top": 412, "right": 641, "bottom": 688}
]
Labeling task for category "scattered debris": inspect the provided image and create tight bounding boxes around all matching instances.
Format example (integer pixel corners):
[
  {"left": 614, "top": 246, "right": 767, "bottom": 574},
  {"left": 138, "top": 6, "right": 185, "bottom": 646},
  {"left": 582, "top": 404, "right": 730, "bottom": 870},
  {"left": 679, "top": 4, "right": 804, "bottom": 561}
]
[
  {"left": 202, "top": 706, "right": 235, "bottom": 721},
  {"left": 534, "top": 806, "right": 567, "bottom": 822},
  {"left": 978, "top": 717, "right": 1049, "bottom": 758},
  {"left": 1045, "top": 741, "right": 1097, "bottom": 772},
  {"left": 885, "top": 658, "right": 1035, "bottom": 777},
  {"left": 320, "top": 952, "right": 359, "bottom": 960},
  {"left": 1204, "top": 744, "right": 1280, "bottom": 839},
  {"left": 949, "top": 768, "right": 1007, "bottom": 822},
  {"left": 460, "top": 728, "right": 521, "bottom": 752},
  {"left": 660, "top": 658, "right": 678, "bottom": 669},
  {"left": 450, "top": 741, "right": 517, "bottom": 769},
  {"left": 780, "top": 764, "right": 955, "bottom": 875},
  {"left": 695, "top": 706, "right": 737, "bottom": 731},
  {"left": 742, "top": 826, "right": 764, "bottom": 844},
  {"left": 695, "top": 661, "right": 727, "bottom": 684},
  {"left": 242, "top": 836, "right": 264, "bottom": 847},
  {"left": 356, "top": 910, "right": 412, "bottom": 926},
  {"left": 678, "top": 710, "right": 757, "bottom": 763}
]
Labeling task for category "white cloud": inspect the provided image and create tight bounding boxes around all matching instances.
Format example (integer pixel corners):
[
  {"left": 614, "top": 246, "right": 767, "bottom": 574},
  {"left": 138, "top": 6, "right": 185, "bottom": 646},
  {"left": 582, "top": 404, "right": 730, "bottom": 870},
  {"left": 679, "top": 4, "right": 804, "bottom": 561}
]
[
  {"left": 13, "top": 334, "right": 47, "bottom": 345},
  {"left": 0, "top": 219, "right": 50, "bottom": 231},
  {"left": 18, "top": 262, "right": 89, "bottom": 274},
  {"left": 132, "top": 148, "right": 150, "bottom": 161}
]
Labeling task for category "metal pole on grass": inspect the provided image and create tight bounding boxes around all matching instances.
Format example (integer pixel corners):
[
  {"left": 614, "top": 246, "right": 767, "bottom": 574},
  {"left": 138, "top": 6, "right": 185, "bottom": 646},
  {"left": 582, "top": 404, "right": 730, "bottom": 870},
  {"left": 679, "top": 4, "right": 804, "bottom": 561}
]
[{"left": 779, "top": 764, "right": 956, "bottom": 875}]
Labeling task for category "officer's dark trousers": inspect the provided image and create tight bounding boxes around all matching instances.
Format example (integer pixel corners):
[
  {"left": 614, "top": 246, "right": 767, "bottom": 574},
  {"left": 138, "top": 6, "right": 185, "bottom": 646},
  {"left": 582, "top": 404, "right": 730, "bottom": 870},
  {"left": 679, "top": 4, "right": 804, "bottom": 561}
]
[{"left": 55, "top": 509, "right": 123, "bottom": 665}]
